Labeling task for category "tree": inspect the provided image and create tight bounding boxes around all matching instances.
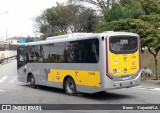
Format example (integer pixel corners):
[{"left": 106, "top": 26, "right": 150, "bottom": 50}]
[
  {"left": 96, "top": 0, "right": 160, "bottom": 79},
  {"left": 33, "top": 13, "right": 54, "bottom": 40},
  {"left": 140, "top": 14, "right": 160, "bottom": 79},
  {"left": 68, "top": 0, "right": 116, "bottom": 10},
  {"left": 34, "top": 3, "right": 98, "bottom": 39},
  {"left": 77, "top": 8, "right": 98, "bottom": 32},
  {"left": 137, "top": 0, "right": 160, "bottom": 15},
  {"left": 104, "top": 3, "right": 124, "bottom": 22},
  {"left": 104, "top": 1, "right": 144, "bottom": 22},
  {"left": 121, "top": 0, "right": 160, "bottom": 15},
  {"left": 96, "top": 19, "right": 157, "bottom": 40}
]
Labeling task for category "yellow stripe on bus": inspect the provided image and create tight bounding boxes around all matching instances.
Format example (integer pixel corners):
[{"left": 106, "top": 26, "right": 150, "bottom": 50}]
[{"left": 48, "top": 69, "right": 100, "bottom": 87}]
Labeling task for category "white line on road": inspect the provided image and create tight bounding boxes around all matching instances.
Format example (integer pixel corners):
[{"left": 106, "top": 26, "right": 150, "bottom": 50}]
[
  {"left": 133, "top": 86, "right": 160, "bottom": 92},
  {"left": 9, "top": 76, "right": 17, "bottom": 84},
  {"left": 0, "top": 76, "right": 8, "bottom": 83},
  {"left": 151, "top": 88, "right": 160, "bottom": 91},
  {"left": 0, "top": 90, "right": 5, "bottom": 92}
]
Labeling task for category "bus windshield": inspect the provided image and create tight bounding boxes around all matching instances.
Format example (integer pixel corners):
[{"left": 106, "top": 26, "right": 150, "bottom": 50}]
[{"left": 109, "top": 36, "right": 138, "bottom": 54}]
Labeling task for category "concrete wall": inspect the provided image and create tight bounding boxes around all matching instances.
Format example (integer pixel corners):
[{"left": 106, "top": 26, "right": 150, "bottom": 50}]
[{"left": 0, "top": 50, "right": 17, "bottom": 59}]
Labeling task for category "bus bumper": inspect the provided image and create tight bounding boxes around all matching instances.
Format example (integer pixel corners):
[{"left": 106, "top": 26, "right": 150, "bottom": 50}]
[
  {"left": 109, "top": 71, "right": 141, "bottom": 90},
  {"left": 76, "top": 72, "right": 141, "bottom": 94}
]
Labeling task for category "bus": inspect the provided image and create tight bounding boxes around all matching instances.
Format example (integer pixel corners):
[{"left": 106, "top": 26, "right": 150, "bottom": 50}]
[{"left": 17, "top": 32, "right": 141, "bottom": 95}]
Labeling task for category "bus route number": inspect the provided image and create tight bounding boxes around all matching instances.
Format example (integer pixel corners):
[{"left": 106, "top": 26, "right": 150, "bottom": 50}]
[
  {"left": 88, "top": 72, "right": 95, "bottom": 76},
  {"left": 120, "top": 39, "right": 128, "bottom": 45}
]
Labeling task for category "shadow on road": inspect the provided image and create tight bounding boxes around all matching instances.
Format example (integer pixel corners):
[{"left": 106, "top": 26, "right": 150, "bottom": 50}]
[
  {"left": 21, "top": 84, "right": 66, "bottom": 94},
  {"left": 81, "top": 91, "right": 131, "bottom": 100},
  {"left": 20, "top": 84, "right": 132, "bottom": 101}
]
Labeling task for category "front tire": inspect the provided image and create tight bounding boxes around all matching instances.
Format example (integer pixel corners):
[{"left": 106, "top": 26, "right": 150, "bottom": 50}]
[
  {"left": 64, "top": 77, "right": 76, "bottom": 95},
  {"left": 29, "top": 75, "right": 37, "bottom": 88}
]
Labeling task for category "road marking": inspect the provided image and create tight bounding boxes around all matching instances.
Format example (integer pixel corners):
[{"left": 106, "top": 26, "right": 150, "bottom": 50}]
[
  {"left": 151, "top": 88, "right": 160, "bottom": 91},
  {"left": 0, "top": 90, "right": 5, "bottom": 92},
  {"left": 0, "top": 76, "right": 8, "bottom": 83},
  {"left": 9, "top": 76, "right": 17, "bottom": 84},
  {"left": 133, "top": 86, "right": 160, "bottom": 92}
]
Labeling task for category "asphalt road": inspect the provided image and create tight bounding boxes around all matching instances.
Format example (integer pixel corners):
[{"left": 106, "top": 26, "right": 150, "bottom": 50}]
[{"left": 0, "top": 60, "right": 160, "bottom": 113}]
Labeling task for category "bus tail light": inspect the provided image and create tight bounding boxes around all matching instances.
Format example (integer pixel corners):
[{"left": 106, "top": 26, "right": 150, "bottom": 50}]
[
  {"left": 138, "top": 36, "right": 141, "bottom": 70},
  {"left": 135, "top": 36, "right": 141, "bottom": 76},
  {"left": 106, "top": 36, "right": 113, "bottom": 79},
  {"left": 107, "top": 73, "right": 113, "bottom": 79}
]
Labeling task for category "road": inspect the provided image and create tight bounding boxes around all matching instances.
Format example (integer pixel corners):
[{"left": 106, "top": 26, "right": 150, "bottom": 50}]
[{"left": 0, "top": 60, "right": 160, "bottom": 113}]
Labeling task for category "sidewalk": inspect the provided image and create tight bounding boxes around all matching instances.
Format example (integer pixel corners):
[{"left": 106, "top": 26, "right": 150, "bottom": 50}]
[{"left": 141, "top": 79, "right": 160, "bottom": 88}]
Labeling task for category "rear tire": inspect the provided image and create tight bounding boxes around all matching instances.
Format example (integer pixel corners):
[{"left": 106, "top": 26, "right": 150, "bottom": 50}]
[
  {"left": 29, "top": 75, "right": 37, "bottom": 88},
  {"left": 64, "top": 77, "right": 76, "bottom": 95}
]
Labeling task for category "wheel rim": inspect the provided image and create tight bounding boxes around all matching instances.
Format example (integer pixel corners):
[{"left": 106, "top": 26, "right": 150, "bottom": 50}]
[
  {"left": 67, "top": 81, "right": 74, "bottom": 93},
  {"left": 30, "top": 77, "right": 34, "bottom": 85}
]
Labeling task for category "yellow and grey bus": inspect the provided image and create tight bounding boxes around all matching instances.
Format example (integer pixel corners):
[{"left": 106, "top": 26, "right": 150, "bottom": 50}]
[{"left": 17, "top": 32, "right": 141, "bottom": 95}]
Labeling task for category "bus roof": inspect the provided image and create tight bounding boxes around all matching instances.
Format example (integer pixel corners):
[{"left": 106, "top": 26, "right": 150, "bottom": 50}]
[
  {"left": 21, "top": 32, "right": 139, "bottom": 46},
  {"left": 99, "top": 31, "right": 138, "bottom": 37},
  {"left": 22, "top": 33, "right": 97, "bottom": 46},
  {"left": 46, "top": 33, "right": 95, "bottom": 40}
]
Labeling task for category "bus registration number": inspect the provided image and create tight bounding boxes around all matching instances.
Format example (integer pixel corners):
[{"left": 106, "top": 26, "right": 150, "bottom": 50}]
[{"left": 121, "top": 75, "right": 131, "bottom": 80}]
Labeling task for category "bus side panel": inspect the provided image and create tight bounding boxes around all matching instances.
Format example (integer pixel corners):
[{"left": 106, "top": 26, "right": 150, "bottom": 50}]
[
  {"left": 48, "top": 69, "right": 100, "bottom": 87},
  {"left": 18, "top": 63, "right": 102, "bottom": 93},
  {"left": 18, "top": 63, "right": 48, "bottom": 86},
  {"left": 17, "top": 66, "right": 28, "bottom": 83},
  {"left": 45, "top": 63, "right": 102, "bottom": 93},
  {"left": 47, "top": 69, "right": 101, "bottom": 93}
]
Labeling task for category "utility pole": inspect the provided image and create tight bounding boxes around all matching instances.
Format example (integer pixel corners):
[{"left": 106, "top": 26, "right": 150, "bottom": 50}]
[
  {"left": 0, "top": 12, "right": 9, "bottom": 15},
  {"left": 0, "top": 12, "right": 9, "bottom": 42},
  {"left": 6, "top": 30, "right": 8, "bottom": 42}
]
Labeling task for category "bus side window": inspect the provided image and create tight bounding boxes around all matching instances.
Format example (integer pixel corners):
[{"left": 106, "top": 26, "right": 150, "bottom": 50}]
[
  {"left": 63, "top": 39, "right": 99, "bottom": 63},
  {"left": 92, "top": 39, "right": 99, "bottom": 62},
  {"left": 19, "top": 54, "right": 23, "bottom": 62},
  {"left": 39, "top": 45, "right": 43, "bottom": 62},
  {"left": 28, "top": 46, "right": 39, "bottom": 62},
  {"left": 43, "top": 45, "right": 50, "bottom": 63},
  {"left": 17, "top": 46, "right": 28, "bottom": 69},
  {"left": 28, "top": 46, "right": 34, "bottom": 62}
]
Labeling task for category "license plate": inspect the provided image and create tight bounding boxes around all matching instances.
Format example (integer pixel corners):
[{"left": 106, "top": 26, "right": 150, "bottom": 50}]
[{"left": 121, "top": 75, "right": 131, "bottom": 80}]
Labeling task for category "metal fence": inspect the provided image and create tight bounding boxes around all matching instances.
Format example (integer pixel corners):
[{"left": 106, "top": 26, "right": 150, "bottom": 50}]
[
  {"left": 0, "top": 44, "right": 17, "bottom": 51},
  {"left": 0, "top": 55, "right": 17, "bottom": 64}
]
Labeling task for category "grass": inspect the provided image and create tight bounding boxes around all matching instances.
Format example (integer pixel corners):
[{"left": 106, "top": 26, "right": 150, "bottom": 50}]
[{"left": 141, "top": 50, "right": 160, "bottom": 75}]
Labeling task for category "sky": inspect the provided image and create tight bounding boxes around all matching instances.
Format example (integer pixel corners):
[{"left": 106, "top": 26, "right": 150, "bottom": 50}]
[{"left": 0, "top": 0, "right": 66, "bottom": 40}]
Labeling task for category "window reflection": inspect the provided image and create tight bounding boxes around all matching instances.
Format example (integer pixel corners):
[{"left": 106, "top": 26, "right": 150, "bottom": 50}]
[
  {"left": 42, "top": 38, "right": 99, "bottom": 63},
  {"left": 17, "top": 38, "right": 99, "bottom": 65}
]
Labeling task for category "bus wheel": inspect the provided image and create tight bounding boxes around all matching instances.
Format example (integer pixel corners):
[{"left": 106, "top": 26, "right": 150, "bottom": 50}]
[
  {"left": 29, "top": 75, "right": 37, "bottom": 88},
  {"left": 65, "top": 77, "right": 76, "bottom": 95}
]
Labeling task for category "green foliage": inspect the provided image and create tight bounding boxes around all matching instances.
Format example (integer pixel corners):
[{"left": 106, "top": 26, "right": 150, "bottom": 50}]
[
  {"left": 104, "top": 1, "right": 144, "bottom": 22},
  {"left": 95, "top": 18, "right": 159, "bottom": 47},
  {"left": 104, "top": 3, "right": 124, "bottom": 22},
  {"left": 34, "top": 13, "right": 54, "bottom": 39},
  {"left": 140, "top": 14, "right": 160, "bottom": 29},
  {"left": 97, "top": 0, "right": 160, "bottom": 78},
  {"left": 139, "top": 14, "right": 160, "bottom": 50},
  {"left": 137, "top": 0, "right": 160, "bottom": 15},
  {"left": 45, "top": 4, "right": 73, "bottom": 32},
  {"left": 119, "top": 0, "right": 132, "bottom": 6},
  {"left": 123, "top": 1, "right": 145, "bottom": 18},
  {"left": 34, "top": 3, "right": 98, "bottom": 39},
  {"left": 96, "top": 18, "right": 157, "bottom": 46},
  {"left": 67, "top": 0, "right": 112, "bottom": 10},
  {"left": 53, "top": 32, "right": 66, "bottom": 36},
  {"left": 120, "top": 0, "right": 160, "bottom": 15},
  {"left": 121, "top": 0, "right": 160, "bottom": 15}
]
